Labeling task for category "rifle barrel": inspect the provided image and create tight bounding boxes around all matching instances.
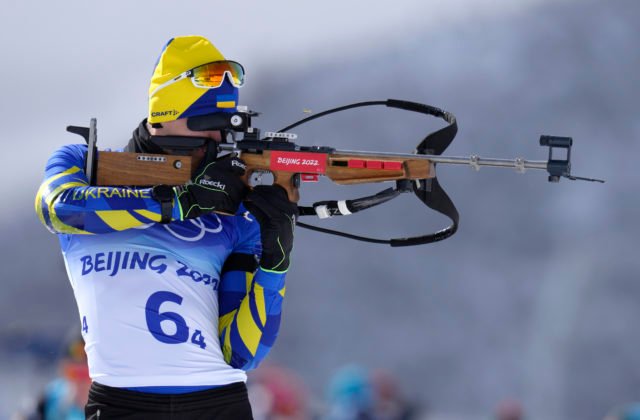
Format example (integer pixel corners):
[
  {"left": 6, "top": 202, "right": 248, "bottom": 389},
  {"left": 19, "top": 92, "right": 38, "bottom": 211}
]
[
  {"left": 219, "top": 143, "right": 549, "bottom": 172},
  {"left": 332, "top": 149, "right": 549, "bottom": 171}
]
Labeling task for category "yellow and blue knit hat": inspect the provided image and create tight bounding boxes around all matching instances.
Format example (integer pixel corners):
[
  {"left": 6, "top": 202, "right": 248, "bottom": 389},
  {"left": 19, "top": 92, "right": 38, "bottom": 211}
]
[{"left": 148, "top": 35, "right": 239, "bottom": 124}]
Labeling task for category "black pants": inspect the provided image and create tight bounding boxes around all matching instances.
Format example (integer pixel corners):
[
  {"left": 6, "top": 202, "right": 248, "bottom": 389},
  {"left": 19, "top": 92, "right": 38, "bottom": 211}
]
[{"left": 86, "top": 381, "right": 253, "bottom": 419}]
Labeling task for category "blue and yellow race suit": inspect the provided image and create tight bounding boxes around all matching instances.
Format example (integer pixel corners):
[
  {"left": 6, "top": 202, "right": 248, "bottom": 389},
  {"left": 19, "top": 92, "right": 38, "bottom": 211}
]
[{"left": 35, "top": 141, "right": 286, "bottom": 388}]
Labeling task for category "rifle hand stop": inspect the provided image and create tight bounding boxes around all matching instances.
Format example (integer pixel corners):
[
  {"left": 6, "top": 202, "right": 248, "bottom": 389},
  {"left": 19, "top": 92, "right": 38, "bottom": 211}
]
[{"left": 540, "top": 135, "right": 604, "bottom": 183}]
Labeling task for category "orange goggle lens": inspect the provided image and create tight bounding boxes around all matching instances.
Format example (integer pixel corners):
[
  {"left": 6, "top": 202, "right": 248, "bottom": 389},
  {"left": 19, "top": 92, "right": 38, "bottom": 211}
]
[{"left": 190, "top": 60, "right": 245, "bottom": 88}]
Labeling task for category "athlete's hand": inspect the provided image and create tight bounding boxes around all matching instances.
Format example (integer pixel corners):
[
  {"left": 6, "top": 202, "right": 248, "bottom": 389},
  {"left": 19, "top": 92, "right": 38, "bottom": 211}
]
[
  {"left": 244, "top": 185, "right": 299, "bottom": 272},
  {"left": 174, "top": 155, "right": 248, "bottom": 219}
]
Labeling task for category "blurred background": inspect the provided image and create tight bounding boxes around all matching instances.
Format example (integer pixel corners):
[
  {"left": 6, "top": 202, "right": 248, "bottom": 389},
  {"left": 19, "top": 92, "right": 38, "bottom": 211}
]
[{"left": 1, "top": 0, "right": 638, "bottom": 418}]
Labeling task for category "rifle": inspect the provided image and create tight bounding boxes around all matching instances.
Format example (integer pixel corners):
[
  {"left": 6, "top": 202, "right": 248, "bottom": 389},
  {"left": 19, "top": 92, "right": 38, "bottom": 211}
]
[{"left": 67, "top": 99, "right": 603, "bottom": 247}]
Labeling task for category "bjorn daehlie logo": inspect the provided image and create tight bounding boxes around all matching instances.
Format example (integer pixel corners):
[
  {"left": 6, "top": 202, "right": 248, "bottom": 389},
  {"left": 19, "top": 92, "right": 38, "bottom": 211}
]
[{"left": 151, "top": 109, "right": 179, "bottom": 118}]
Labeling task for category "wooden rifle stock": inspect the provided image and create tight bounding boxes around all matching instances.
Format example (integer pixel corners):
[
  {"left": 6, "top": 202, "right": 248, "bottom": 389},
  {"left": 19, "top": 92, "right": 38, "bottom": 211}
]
[
  {"left": 95, "top": 150, "right": 436, "bottom": 202},
  {"left": 240, "top": 151, "right": 435, "bottom": 202},
  {"left": 95, "top": 151, "right": 194, "bottom": 186}
]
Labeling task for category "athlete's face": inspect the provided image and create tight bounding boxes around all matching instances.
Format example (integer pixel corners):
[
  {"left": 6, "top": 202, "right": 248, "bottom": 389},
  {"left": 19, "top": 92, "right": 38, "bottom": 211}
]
[{"left": 147, "top": 118, "right": 222, "bottom": 168}]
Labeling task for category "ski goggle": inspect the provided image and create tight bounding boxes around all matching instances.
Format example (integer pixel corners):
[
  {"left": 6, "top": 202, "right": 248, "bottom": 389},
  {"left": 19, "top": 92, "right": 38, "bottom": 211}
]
[{"left": 150, "top": 60, "right": 245, "bottom": 98}]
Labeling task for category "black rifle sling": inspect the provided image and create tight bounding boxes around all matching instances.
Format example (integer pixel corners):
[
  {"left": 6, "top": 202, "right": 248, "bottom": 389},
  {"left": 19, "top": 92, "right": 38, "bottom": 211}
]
[{"left": 295, "top": 99, "right": 460, "bottom": 247}]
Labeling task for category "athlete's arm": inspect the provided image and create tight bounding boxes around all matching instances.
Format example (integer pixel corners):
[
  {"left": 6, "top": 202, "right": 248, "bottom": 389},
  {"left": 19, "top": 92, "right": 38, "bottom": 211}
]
[
  {"left": 218, "top": 188, "right": 297, "bottom": 371},
  {"left": 218, "top": 252, "right": 286, "bottom": 371},
  {"left": 35, "top": 145, "right": 169, "bottom": 234}
]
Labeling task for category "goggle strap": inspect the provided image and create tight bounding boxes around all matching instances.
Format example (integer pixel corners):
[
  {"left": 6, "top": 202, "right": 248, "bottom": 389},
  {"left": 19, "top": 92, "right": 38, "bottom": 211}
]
[{"left": 149, "top": 71, "right": 190, "bottom": 98}]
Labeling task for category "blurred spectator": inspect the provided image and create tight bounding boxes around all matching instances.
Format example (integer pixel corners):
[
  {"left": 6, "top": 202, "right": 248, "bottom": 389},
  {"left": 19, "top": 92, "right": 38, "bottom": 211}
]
[
  {"left": 370, "top": 369, "right": 419, "bottom": 420},
  {"left": 494, "top": 399, "right": 523, "bottom": 420},
  {"left": 248, "top": 363, "right": 310, "bottom": 420},
  {"left": 325, "top": 364, "right": 374, "bottom": 420},
  {"left": 604, "top": 403, "right": 640, "bottom": 420},
  {"left": 324, "top": 365, "right": 419, "bottom": 420},
  {"left": 23, "top": 333, "right": 90, "bottom": 420}
]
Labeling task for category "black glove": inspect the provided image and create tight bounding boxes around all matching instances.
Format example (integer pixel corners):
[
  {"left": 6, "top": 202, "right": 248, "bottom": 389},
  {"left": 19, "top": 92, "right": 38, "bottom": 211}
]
[
  {"left": 244, "top": 185, "right": 299, "bottom": 272},
  {"left": 174, "top": 155, "right": 248, "bottom": 219}
]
